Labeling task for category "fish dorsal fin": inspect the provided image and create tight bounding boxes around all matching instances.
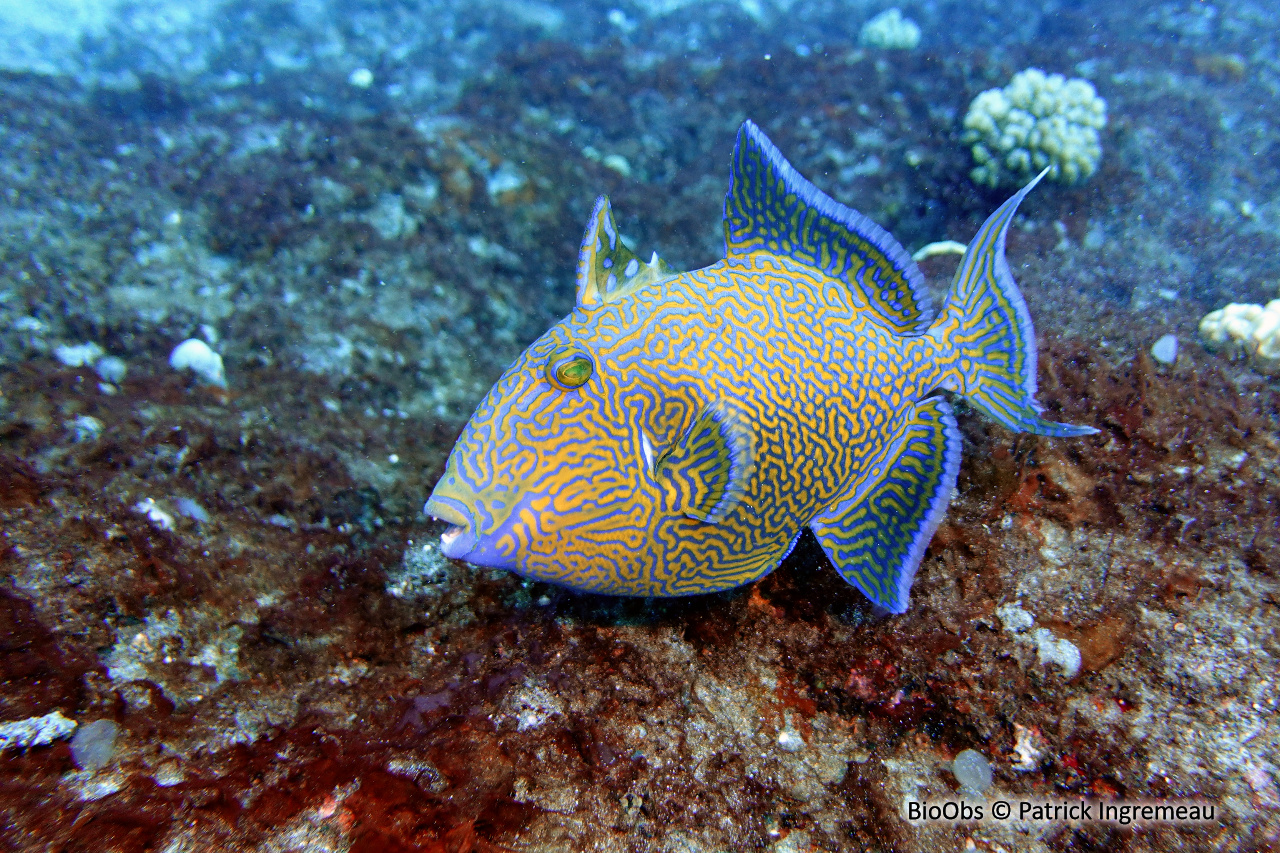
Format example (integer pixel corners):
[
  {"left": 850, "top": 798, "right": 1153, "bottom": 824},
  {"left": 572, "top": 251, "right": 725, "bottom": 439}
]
[
  {"left": 723, "top": 121, "right": 933, "bottom": 334},
  {"left": 656, "top": 400, "right": 756, "bottom": 524},
  {"left": 576, "top": 196, "right": 675, "bottom": 308}
]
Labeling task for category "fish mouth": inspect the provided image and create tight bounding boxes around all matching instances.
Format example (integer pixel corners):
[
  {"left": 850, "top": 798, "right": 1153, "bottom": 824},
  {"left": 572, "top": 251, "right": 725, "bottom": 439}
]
[{"left": 423, "top": 495, "right": 478, "bottom": 559}]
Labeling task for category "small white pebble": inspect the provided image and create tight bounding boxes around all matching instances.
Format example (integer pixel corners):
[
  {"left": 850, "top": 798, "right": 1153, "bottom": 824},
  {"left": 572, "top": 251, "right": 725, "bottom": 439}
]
[
  {"left": 69, "top": 415, "right": 104, "bottom": 443},
  {"left": 606, "top": 9, "right": 634, "bottom": 31},
  {"left": 94, "top": 356, "right": 127, "bottom": 384},
  {"left": 1150, "top": 334, "right": 1178, "bottom": 365},
  {"left": 388, "top": 453, "right": 400, "bottom": 464},
  {"left": 13, "top": 316, "right": 46, "bottom": 333},
  {"left": 602, "top": 154, "right": 632, "bottom": 177},
  {"left": 174, "top": 497, "right": 210, "bottom": 524},
  {"left": 349, "top": 68, "right": 374, "bottom": 88},
  {"left": 54, "top": 342, "right": 104, "bottom": 368},
  {"left": 153, "top": 762, "right": 184, "bottom": 787},
  {"left": 169, "top": 339, "right": 226, "bottom": 387},
  {"left": 70, "top": 719, "right": 119, "bottom": 773},
  {"left": 953, "top": 749, "right": 993, "bottom": 793},
  {"left": 133, "top": 498, "right": 175, "bottom": 531},
  {"left": 777, "top": 730, "right": 804, "bottom": 752}
]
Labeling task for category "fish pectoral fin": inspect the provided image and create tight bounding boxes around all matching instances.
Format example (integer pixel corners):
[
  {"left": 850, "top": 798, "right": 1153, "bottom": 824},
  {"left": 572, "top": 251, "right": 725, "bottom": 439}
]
[
  {"left": 809, "top": 397, "right": 961, "bottom": 613},
  {"left": 659, "top": 400, "right": 757, "bottom": 524},
  {"left": 576, "top": 196, "right": 676, "bottom": 308}
]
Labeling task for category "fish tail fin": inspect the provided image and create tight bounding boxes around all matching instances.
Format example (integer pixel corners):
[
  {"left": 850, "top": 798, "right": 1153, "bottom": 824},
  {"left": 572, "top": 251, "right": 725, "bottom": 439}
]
[{"left": 937, "top": 170, "right": 1097, "bottom": 438}]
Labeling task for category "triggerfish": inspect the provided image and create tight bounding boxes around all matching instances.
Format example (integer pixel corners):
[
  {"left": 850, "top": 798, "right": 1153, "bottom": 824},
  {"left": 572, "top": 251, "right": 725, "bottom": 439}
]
[{"left": 425, "top": 121, "right": 1094, "bottom": 612}]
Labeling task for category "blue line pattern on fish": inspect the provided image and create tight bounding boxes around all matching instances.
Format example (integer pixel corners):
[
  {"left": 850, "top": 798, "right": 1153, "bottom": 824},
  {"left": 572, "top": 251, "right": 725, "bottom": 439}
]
[{"left": 424, "top": 121, "right": 1095, "bottom": 612}]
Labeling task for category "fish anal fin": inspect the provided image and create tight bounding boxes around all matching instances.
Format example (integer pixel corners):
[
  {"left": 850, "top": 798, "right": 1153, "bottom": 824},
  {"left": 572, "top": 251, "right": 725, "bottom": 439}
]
[
  {"left": 576, "top": 196, "right": 675, "bottom": 308},
  {"left": 724, "top": 121, "right": 932, "bottom": 334},
  {"left": 810, "top": 397, "right": 961, "bottom": 613},
  {"left": 659, "top": 400, "right": 757, "bottom": 524}
]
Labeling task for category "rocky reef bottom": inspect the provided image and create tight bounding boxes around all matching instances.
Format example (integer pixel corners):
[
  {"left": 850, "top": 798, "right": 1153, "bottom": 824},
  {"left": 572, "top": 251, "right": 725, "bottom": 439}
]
[{"left": 2, "top": 324, "right": 1278, "bottom": 851}]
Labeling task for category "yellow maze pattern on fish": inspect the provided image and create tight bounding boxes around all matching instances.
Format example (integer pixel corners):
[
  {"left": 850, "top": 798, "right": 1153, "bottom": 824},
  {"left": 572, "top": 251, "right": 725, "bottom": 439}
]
[{"left": 449, "top": 248, "right": 959, "bottom": 596}]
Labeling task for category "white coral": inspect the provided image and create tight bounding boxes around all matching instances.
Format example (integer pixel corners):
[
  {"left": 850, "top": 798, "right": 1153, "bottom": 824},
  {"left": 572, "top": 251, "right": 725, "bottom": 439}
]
[
  {"left": 858, "top": 8, "right": 921, "bottom": 50},
  {"left": 962, "top": 68, "right": 1107, "bottom": 188},
  {"left": 1199, "top": 300, "right": 1280, "bottom": 374}
]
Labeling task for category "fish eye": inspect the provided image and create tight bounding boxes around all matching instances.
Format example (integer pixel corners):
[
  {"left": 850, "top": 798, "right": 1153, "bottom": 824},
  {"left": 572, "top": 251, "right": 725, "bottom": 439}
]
[{"left": 545, "top": 350, "right": 593, "bottom": 390}]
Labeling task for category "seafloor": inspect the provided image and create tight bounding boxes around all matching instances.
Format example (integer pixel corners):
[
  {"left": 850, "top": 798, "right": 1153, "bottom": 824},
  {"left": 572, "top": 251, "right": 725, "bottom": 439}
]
[{"left": 0, "top": 1, "right": 1278, "bottom": 851}]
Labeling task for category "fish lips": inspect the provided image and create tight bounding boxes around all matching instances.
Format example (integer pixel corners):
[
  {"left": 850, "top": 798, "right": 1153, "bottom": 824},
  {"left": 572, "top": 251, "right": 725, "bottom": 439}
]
[
  {"left": 425, "top": 488, "right": 536, "bottom": 572},
  {"left": 423, "top": 495, "right": 479, "bottom": 560},
  {"left": 424, "top": 493, "right": 520, "bottom": 569}
]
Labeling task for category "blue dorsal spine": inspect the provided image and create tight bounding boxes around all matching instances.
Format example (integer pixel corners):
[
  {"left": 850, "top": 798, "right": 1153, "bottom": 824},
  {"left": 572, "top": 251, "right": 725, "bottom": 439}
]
[
  {"left": 723, "top": 120, "right": 934, "bottom": 335},
  {"left": 576, "top": 196, "right": 675, "bottom": 309}
]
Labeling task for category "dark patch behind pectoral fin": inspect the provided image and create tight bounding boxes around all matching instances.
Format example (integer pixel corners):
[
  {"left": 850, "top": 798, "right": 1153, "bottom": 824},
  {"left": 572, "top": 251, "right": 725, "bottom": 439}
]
[
  {"left": 659, "top": 400, "right": 757, "bottom": 524},
  {"left": 576, "top": 196, "right": 676, "bottom": 308},
  {"left": 809, "top": 397, "right": 961, "bottom": 613}
]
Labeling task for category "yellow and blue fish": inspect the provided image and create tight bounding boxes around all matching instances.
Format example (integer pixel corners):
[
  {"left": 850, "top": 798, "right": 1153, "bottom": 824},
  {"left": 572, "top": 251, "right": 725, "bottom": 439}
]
[{"left": 425, "top": 121, "right": 1094, "bottom": 612}]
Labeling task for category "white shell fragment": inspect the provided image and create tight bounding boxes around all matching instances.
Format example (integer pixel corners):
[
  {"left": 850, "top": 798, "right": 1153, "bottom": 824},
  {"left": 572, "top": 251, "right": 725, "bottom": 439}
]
[
  {"left": 70, "top": 719, "right": 119, "bottom": 772},
  {"left": 134, "top": 497, "right": 175, "bottom": 530},
  {"left": 911, "top": 240, "right": 968, "bottom": 262},
  {"left": 1011, "top": 723, "right": 1047, "bottom": 772}
]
